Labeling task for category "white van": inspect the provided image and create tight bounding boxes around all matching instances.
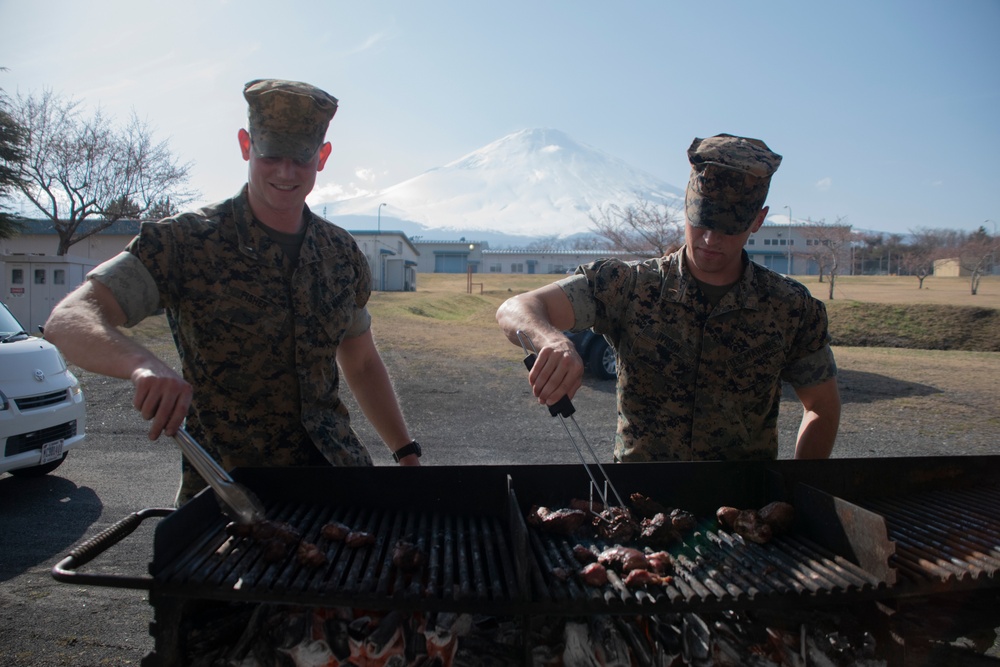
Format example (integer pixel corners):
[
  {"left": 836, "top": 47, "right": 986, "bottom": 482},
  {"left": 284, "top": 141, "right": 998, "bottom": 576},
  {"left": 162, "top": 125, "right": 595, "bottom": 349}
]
[{"left": 0, "top": 302, "right": 86, "bottom": 477}]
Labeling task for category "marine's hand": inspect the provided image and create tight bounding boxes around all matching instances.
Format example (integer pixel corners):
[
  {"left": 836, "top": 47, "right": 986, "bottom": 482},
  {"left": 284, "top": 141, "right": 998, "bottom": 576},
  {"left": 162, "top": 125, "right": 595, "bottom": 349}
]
[
  {"left": 131, "top": 365, "right": 193, "bottom": 440},
  {"left": 529, "top": 337, "right": 584, "bottom": 407}
]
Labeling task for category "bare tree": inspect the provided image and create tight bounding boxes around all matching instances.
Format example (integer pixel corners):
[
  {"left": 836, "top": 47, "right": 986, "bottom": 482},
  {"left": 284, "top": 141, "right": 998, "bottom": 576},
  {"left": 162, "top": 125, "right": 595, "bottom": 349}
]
[
  {"left": 802, "top": 218, "right": 853, "bottom": 299},
  {"left": 589, "top": 198, "right": 684, "bottom": 258},
  {"left": 958, "top": 226, "right": 997, "bottom": 296},
  {"left": 11, "top": 89, "right": 195, "bottom": 255},
  {"left": 901, "top": 228, "right": 949, "bottom": 289}
]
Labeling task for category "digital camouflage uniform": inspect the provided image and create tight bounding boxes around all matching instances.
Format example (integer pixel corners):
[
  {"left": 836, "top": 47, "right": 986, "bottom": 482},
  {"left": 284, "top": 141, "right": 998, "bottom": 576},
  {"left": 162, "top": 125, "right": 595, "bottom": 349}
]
[
  {"left": 89, "top": 187, "right": 374, "bottom": 502},
  {"left": 557, "top": 249, "right": 836, "bottom": 463}
]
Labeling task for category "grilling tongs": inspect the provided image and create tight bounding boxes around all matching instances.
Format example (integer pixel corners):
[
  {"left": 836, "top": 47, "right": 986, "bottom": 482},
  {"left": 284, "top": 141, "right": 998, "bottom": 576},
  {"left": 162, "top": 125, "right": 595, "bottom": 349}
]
[
  {"left": 172, "top": 427, "right": 266, "bottom": 525},
  {"left": 516, "top": 331, "right": 625, "bottom": 510}
]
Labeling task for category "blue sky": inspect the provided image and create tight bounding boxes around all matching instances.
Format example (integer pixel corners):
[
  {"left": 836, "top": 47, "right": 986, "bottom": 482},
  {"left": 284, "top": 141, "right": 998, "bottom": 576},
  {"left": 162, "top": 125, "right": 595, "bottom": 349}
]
[{"left": 3, "top": 0, "right": 998, "bottom": 236}]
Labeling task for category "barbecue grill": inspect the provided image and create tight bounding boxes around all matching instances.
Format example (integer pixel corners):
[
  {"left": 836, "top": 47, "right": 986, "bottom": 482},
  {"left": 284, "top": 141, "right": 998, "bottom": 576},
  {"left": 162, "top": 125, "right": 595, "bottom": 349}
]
[{"left": 53, "top": 456, "right": 1000, "bottom": 665}]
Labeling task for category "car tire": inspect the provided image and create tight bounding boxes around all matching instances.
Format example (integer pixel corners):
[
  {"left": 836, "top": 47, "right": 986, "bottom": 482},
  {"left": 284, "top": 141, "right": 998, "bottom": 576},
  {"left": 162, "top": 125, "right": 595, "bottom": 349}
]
[
  {"left": 8, "top": 452, "right": 67, "bottom": 478},
  {"left": 587, "top": 338, "right": 616, "bottom": 380}
]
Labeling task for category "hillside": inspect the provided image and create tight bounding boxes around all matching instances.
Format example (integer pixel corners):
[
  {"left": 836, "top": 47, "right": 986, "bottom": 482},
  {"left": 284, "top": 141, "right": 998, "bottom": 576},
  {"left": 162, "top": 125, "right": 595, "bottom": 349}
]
[{"left": 827, "top": 302, "right": 1000, "bottom": 352}]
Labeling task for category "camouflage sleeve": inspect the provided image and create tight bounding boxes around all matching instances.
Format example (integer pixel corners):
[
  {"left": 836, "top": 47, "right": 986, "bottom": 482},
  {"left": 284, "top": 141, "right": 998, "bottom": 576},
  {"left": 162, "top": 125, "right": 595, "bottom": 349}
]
[
  {"left": 781, "top": 296, "right": 837, "bottom": 387},
  {"left": 86, "top": 251, "right": 162, "bottom": 328},
  {"left": 554, "top": 274, "right": 596, "bottom": 331},
  {"left": 343, "top": 305, "right": 372, "bottom": 339}
]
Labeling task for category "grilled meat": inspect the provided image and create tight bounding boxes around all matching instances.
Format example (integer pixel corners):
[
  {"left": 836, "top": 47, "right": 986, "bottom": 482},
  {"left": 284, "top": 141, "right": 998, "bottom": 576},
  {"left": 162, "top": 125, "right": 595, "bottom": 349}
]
[
  {"left": 594, "top": 506, "right": 639, "bottom": 542},
  {"left": 579, "top": 562, "right": 608, "bottom": 587},
  {"left": 569, "top": 497, "right": 606, "bottom": 514},
  {"left": 345, "top": 530, "right": 376, "bottom": 548},
  {"left": 639, "top": 512, "right": 682, "bottom": 549},
  {"left": 252, "top": 520, "right": 301, "bottom": 544},
  {"left": 646, "top": 550, "right": 674, "bottom": 575},
  {"left": 716, "top": 506, "right": 740, "bottom": 530},
  {"left": 527, "top": 505, "right": 589, "bottom": 536},
  {"left": 296, "top": 541, "right": 327, "bottom": 568},
  {"left": 624, "top": 568, "right": 673, "bottom": 589},
  {"left": 733, "top": 509, "right": 773, "bottom": 544},
  {"left": 597, "top": 545, "right": 649, "bottom": 573},
  {"left": 629, "top": 492, "right": 672, "bottom": 519},
  {"left": 572, "top": 544, "right": 598, "bottom": 564},
  {"left": 670, "top": 508, "right": 697, "bottom": 532},
  {"left": 320, "top": 521, "right": 351, "bottom": 542},
  {"left": 758, "top": 501, "right": 795, "bottom": 535},
  {"left": 391, "top": 539, "right": 425, "bottom": 572}
]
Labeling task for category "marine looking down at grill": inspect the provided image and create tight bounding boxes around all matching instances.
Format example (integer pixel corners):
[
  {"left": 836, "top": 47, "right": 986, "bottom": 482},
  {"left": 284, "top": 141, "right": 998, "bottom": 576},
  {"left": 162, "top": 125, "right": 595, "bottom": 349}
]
[
  {"left": 44, "top": 78, "right": 420, "bottom": 506},
  {"left": 496, "top": 133, "right": 841, "bottom": 462}
]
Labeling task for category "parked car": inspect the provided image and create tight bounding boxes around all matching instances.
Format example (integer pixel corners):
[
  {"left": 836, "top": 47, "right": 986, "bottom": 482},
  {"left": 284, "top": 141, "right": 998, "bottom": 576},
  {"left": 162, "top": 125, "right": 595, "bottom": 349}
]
[
  {"left": 0, "top": 302, "right": 86, "bottom": 477},
  {"left": 566, "top": 329, "right": 616, "bottom": 380}
]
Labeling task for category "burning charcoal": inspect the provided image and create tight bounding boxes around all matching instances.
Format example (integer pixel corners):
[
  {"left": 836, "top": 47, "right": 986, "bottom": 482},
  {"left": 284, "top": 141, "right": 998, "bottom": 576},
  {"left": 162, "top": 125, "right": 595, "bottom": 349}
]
[
  {"left": 758, "top": 501, "right": 795, "bottom": 535},
  {"left": 572, "top": 544, "right": 598, "bottom": 564},
  {"left": 669, "top": 508, "right": 697, "bottom": 532},
  {"left": 597, "top": 545, "right": 649, "bottom": 573},
  {"left": 629, "top": 491, "right": 672, "bottom": 519},
  {"left": 733, "top": 509, "right": 773, "bottom": 544},
  {"left": 594, "top": 506, "right": 639, "bottom": 542},
  {"left": 345, "top": 530, "right": 376, "bottom": 548},
  {"left": 527, "top": 505, "right": 589, "bottom": 536},
  {"left": 320, "top": 520, "right": 351, "bottom": 542},
  {"left": 391, "top": 539, "right": 425, "bottom": 572},
  {"left": 261, "top": 539, "right": 289, "bottom": 563},
  {"left": 569, "top": 497, "right": 606, "bottom": 514},
  {"left": 716, "top": 506, "right": 740, "bottom": 530},
  {"left": 623, "top": 568, "right": 672, "bottom": 589},
  {"left": 578, "top": 562, "right": 608, "bottom": 587},
  {"left": 646, "top": 550, "right": 674, "bottom": 575},
  {"left": 296, "top": 541, "right": 327, "bottom": 568},
  {"left": 639, "top": 513, "right": 682, "bottom": 549}
]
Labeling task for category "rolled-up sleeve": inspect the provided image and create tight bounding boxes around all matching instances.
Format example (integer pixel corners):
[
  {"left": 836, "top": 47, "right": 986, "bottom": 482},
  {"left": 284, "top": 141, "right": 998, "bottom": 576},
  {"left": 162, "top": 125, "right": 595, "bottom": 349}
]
[{"left": 87, "top": 251, "right": 162, "bottom": 328}]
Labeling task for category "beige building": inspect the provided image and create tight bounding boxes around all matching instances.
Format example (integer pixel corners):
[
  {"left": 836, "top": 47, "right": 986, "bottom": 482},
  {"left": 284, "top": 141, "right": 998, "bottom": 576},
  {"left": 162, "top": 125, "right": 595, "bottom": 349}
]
[{"left": 932, "top": 258, "right": 970, "bottom": 277}]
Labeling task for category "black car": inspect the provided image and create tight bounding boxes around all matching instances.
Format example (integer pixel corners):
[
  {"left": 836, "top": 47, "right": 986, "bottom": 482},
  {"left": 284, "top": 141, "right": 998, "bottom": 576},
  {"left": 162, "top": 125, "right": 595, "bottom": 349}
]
[{"left": 566, "top": 329, "right": 616, "bottom": 379}]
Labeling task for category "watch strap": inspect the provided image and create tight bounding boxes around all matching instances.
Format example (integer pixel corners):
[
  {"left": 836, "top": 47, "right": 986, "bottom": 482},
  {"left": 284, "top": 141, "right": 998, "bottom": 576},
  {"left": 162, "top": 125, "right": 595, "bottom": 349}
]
[{"left": 392, "top": 441, "right": 421, "bottom": 462}]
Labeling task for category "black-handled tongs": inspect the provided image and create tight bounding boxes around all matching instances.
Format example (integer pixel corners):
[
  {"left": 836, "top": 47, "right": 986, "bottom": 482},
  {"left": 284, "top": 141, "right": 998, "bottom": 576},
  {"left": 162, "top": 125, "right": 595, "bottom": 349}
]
[{"left": 516, "top": 330, "right": 625, "bottom": 509}]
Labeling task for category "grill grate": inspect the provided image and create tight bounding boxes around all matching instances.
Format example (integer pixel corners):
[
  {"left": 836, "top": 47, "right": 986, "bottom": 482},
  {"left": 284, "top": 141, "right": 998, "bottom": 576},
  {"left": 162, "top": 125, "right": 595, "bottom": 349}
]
[
  {"left": 154, "top": 499, "right": 529, "bottom": 614},
  {"left": 15, "top": 389, "right": 69, "bottom": 410}
]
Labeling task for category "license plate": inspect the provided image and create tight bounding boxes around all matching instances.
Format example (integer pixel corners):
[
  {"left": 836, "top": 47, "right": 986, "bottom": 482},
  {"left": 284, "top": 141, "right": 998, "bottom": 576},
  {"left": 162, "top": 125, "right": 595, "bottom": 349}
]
[{"left": 40, "top": 439, "right": 64, "bottom": 464}]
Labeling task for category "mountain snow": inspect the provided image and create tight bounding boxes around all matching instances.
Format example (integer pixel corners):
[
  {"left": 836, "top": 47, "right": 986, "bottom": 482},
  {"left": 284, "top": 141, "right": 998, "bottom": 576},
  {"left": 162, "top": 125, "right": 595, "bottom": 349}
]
[{"left": 318, "top": 128, "right": 684, "bottom": 241}]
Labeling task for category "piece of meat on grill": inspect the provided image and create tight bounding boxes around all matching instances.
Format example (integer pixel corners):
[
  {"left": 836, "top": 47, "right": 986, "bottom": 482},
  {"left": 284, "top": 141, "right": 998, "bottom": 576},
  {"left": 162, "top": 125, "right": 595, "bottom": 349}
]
[
  {"left": 569, "top": 497, "right": 606, "bottom": 514},
  {"left": 526, "top": 505, "right": 589, "bottom": 537},
  {"left": 391, "top": 539, "right": 425, "bottom": 572},
  {"left": 320, "top": 521, "right": 351, "bottom": 542},
  {"left": 733, "top": 509, "right": 774, "bottom": 544},
  {"left": 578, "top": 561, "right": 608, "bottom": 587},
  {"left": 251, "top": 519, "right": 301, "bottom": 544},
  {"left": 594, "top": 506, "right": 639, "bottom": 542},
  {"left": 646, "top": 550, "right": 674, "bottom": 575},
  {"left": 629, "top": 492, "right": 672, "bottom": 519},
  {"left": 716, "top": 506, "right": 740, "bottom": 530},
  {"left": 758, "top": 501, "right": 795, "bottom": 535},
  {"left": 624, "top": 568, "right": 673, "bottom": 589},
  {"left": 639, "top": 512, "right": 682, "bottom": 549},
  {"left": 296, "top": 541, "right": 327, "bottom": 568},
  {"left": 670, "top": 508, "right": 697, "bottom": 532},
  {"left": 572, "top": 544, "right": 598, "bottom": 564},
  {"left": 597, "top": 545, "right": 649, "bottom": 573},
  {"left": 345, "top": 530, "right": 376, "bottom": 548}
]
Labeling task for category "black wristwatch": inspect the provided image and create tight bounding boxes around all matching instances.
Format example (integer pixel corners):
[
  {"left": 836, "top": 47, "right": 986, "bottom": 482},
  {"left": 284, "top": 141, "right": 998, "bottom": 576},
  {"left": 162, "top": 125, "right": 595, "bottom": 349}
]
[{"left": 392, "top": 440, "right": 421, "bottom": 462}]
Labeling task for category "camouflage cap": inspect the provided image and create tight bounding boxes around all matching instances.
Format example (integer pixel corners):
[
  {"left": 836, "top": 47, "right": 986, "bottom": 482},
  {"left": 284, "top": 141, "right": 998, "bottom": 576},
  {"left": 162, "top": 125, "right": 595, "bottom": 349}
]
[
  {"left": 244, "top": 79, "right": 339, "bottom": 162},
  {"left": 685, "top": 134, "right": 782, "bottom": 234}
]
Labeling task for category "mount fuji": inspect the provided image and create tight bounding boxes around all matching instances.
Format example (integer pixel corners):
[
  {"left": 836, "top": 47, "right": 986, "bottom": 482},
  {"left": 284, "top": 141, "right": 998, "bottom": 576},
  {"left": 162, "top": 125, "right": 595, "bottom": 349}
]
[{"left": 317, "top": 128, "right": 684, "bottom": 245}]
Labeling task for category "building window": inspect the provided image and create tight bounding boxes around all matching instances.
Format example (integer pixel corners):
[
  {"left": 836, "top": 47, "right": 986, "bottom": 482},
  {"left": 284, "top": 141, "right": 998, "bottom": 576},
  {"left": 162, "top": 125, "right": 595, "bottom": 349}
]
[
  {"left": 764, "top": 239, "right": 772, "bottom": 246},
  {"left": 11, "top": 269, "right": 23, "bottom": 284},
  {"left": 511, "top": 263, "right": 524, "bottom": 273},
  {"left": 779, "top": 239, "right": 786, "bottom": 246},
  {"left": 54, "top": 269, "right": 66, "bottom": 285},
  {"left": 489, "top": 263, "right": 502, "bottom": 273},
  {"left": 34, "top": 269, "right": 45, "bottom": 285},
  {"left": 747, "top": 239, "right": 755, "bottom": 246}
]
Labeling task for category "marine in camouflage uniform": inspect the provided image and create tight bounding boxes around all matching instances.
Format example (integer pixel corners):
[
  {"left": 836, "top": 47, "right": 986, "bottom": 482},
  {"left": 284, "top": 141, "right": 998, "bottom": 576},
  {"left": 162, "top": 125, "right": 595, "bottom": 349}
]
[
  {"left": 557, "top": 249, "right": 835, "bottom": 462},
  {"left": 497, "top": 133, "right": 840, "bottom": 461},
  {"left": 46, "top": 79, "right": 417, "bottom": 505},
  {"left": 89, "top": 187, "right": 375, "bottom": 501}
]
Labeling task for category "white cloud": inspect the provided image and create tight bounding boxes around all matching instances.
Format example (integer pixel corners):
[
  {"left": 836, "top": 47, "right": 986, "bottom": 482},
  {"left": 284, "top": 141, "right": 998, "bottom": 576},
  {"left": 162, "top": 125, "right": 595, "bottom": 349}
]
[
  {"left": 815, "top": 177, "right": 832, "bottom": 192},
  {"left": 308, "top": 182, "right": 375, "bottom": 205}
]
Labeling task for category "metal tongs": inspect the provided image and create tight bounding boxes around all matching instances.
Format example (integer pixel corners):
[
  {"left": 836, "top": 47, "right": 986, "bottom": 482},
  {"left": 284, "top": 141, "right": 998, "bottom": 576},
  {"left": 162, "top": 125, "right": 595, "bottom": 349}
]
[
  {"left": 516, "top": 331, "right": 625, "bottom": 512},
  {"left": 172, "top": 427, "right": 266, "bottom": 525}
]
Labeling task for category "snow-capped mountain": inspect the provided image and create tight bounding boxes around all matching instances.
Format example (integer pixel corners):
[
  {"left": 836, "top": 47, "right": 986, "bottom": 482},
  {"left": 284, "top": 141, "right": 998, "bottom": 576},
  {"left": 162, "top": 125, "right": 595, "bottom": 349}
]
[{"left": 318, "top": 128, "right": 684, "bottom": 242}]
